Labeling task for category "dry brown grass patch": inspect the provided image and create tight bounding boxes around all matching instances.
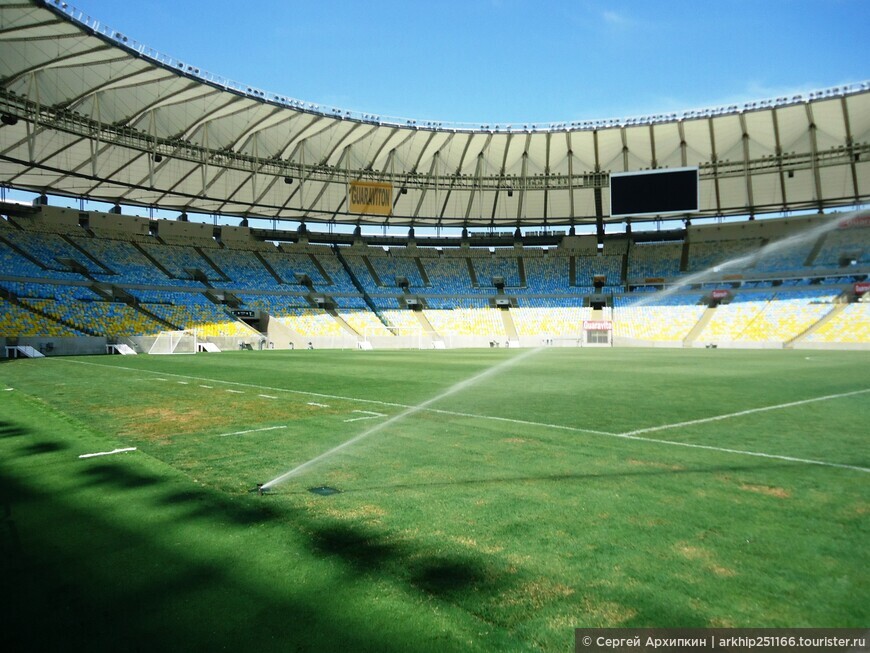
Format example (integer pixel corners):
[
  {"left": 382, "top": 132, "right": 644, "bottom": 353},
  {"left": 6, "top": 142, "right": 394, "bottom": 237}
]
[
  {"left": 99, "top": 392, "right": 328, "bottom": 442},
  {"left": 628, "top": 458, "right": 685, "bottom": 471},
  {"left": 448, "top": 535, "right": 504, "bottom": 554},
  {"left": 738, "top": 483, "right": 791, "bottom": 499},
  {"left": 676, "top": 543, "right": 736, "bottom": 577},
  {"left": 579, "top": 597, "right": 638, "bottom": 625},
  {"left": 500, "top": 578, "right": 575, "bottom": 610},
  {"left": 321, "top": 503, "right": 386, "bottom": 521}
]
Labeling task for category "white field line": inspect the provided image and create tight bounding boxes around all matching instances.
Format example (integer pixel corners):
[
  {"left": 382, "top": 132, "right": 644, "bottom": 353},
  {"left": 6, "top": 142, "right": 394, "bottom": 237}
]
[
  {"left": 604, "top": 432, "right": 870, "bottom": 473},
  {"left": 218, "top": 426, "right": 287, "bottom": 437},
  {"left": 200, "top": 385, "right": 213, "bottom": 389},
  {"left": 226, "top": 389, "right": 244, "bottom": 394},
  {"left": 60, "top": 359, "right": 870, "bottom": 473},
  {"left": 60, "top": 360, "right": 609, "bottom": 436},
  {"left": 177, "top": 381, "right": 188, "bottom": 385},
  {"left": 259, "top": 394, "right": 278, "bottom": 399},
  {"left": 79, "top": 447, "right": 137, "bottom": 459},
  {"left": 422, "top": 407, "right": 616, "bottom": 436},
  {"left": 344, "top": 410, "right": 387, "bottom": 423},
  {"left": 620, "top": 388, "right": 870, "bottom": 437}
]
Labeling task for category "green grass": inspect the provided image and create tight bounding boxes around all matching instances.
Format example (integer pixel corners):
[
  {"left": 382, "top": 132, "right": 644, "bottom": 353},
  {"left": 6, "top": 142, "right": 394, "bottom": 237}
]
[{"left": 1, "top": 347, "right": 868, "bottom": 651}]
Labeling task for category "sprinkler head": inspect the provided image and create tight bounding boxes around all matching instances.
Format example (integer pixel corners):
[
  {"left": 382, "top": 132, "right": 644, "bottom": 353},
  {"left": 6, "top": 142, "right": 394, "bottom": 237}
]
[{"left": 256, "top": 483, "right": 265, "bottom": 495}]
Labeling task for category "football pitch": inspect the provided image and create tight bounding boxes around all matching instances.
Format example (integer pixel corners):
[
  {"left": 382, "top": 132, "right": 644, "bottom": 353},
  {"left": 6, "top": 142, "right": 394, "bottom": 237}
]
[{"left": 1, "top": 347, "right": 868, "bottom": 651}]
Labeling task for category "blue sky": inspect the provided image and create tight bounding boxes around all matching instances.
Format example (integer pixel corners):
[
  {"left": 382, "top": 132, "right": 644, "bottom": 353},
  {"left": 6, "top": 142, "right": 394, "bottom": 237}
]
[{"left": 69, "top": 0, "right": 869, "bottom": 125}]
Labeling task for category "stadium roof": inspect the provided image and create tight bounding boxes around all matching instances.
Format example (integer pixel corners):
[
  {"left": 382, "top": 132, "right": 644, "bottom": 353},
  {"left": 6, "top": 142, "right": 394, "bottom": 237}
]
[{"left": 0, "top": 0, "right": 868, "bottom": 229}]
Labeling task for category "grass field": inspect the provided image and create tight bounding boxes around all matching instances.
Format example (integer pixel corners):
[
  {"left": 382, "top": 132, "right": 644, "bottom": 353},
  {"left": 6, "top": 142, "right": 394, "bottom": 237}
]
[{"left": 1, "top": 347, "right": 868, "bottom": 651}]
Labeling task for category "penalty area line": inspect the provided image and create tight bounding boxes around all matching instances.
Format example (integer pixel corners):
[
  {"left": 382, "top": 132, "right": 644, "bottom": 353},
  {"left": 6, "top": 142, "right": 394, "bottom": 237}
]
[
  {"left": 218, "top": 426, "right": 287, "bottom": 437},
  {"left": 606, "top": 431, "right": 870, "bottom": 474},
  {"left": 612, "top": 388, "right": 870, "bottom": 474},
  {"left": 621, "top": 388, "right": 870, "bottom": 437}
]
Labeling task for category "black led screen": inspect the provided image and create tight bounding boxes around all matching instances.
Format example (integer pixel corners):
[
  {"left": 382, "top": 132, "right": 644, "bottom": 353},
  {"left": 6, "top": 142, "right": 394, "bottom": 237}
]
[{"left": 610, "top": 167, "right": 699, "bottom": 217}]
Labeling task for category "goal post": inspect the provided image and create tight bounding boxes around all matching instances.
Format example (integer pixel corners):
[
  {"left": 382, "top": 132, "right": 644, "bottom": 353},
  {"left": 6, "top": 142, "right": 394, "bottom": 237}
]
[{"left": 148, "top": 330, "right": 198, "bottom": 355}]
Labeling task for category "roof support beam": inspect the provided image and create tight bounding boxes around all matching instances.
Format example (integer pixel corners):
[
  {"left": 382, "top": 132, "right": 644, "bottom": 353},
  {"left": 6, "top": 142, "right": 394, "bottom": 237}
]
[
  {"left": 0, "top": 18, "right": 64, "bottom": 38},
  {"left": 364, "top": 126, "right": 401, "bottom": 170},
  {"left": 491, "top": 132, "right": 513, "bottom": 224},
  {"left": 515, "top": 138, "right": 530, "bottom": 223},
  {"left": 565, "top": 131, "right": 575, "bottom": 221},
  {"left": 25, "top": 72, "right": 40, "bottom": 164},
  {"left": 89, "top": 92, "right": 101, "bottom": 178},
  {"left": 619, "top": 127, "right": 628, "bottom": 172},
  {"left": 1, "top": 43, "right": 111, "bottom": 87},
  {"left": 413, "top": 150, "right": 442, "bottom": 220},
  {"left": 439, "top": 133, "right": 474, "bottom": 221},
  {"left": 543, "top": 131, "right": 552, "bottom": 223},
  {"left": 678, "top": 121, "right": 688, "bottom": 167},
  {"left": 303, "top": 146, "right": 350, "bottom": 217},
  {"left": 57, "top": 68, "right": 165, "bottom": 112},
  {"left": 771, "top": 108, "right": 788, "bottom": 209},
  {"left": 212, "top": 113, "right": 306, "bottom": 211},
  {"left": 804, "top": 103, "right": 824, "bottom": 211},
  {"left": 464, "top": 151, "right": 485, "bottom": 222},
  {"left": 840, "top": 95, "right": 861, "bottom": 203},
  {"left": 739, "top": 113, "right": 755, "bottom": 217},
  {"left": 124, "top": 82, "right": 208, "bottom": 127},
  {"left": 707, "top": 117, "right": 722, "bottom": 214}
]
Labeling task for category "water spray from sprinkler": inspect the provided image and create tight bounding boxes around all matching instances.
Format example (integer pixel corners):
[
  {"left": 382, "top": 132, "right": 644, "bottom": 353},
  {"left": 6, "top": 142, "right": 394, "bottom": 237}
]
[{"left": 260, "top": 346, "right": 544, "bottom": 491}]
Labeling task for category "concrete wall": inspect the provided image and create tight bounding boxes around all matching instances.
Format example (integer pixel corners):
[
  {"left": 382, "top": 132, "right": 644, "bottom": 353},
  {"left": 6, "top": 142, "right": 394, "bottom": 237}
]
[{"left": 1, "top": 336, "right": 107, "bottom": 357}]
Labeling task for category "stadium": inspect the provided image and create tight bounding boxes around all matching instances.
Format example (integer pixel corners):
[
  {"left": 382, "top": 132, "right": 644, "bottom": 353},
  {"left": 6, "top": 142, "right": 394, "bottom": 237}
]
[{"left": 1, "top": 1, "right": 868, "bottom": 651}]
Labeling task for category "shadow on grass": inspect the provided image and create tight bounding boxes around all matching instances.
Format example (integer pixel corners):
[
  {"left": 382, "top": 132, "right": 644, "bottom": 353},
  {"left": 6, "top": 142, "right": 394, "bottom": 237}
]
[
  {"left": 157, "top": 487, "right": 281, "bottom": 525},
  {"left": 0, "top": 420, "right": 29, "bottom": 438},
  {"left": 21, "top": 441, "right": 68, "bottom": 455},
  {"left": 412, "top": 557, "right": 491, "bottom": 597},
  {"left": 336, "top": 462, "right": 802, "bottom": 494},
  {"left": 306, "top": 519, "right": 508, "bottom": 600},
  {"left": 0, "top": 465, "right": 473, "bottom": 653},
  {"left": 309, "top": 522, "right": 402, "bottom": 572},
  {"left": 79, "top": 461, "right": 162, "bottom": 489}
]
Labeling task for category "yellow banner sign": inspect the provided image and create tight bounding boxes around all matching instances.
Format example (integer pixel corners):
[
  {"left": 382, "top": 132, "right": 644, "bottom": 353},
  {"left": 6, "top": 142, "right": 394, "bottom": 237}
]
[{"left": 349, "top": 180, "right": 393, "bottom": 216}]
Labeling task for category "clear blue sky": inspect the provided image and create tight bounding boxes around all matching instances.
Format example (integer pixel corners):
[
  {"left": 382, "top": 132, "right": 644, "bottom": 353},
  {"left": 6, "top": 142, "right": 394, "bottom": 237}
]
[{"left": 70, "top": 0, "right": 869, "bottom": 125}]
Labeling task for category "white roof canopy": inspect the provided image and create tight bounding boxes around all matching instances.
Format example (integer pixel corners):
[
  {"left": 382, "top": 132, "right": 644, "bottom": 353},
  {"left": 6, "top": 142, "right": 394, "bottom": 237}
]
[{"left": 1, "top": 0, "right": 868, "bottom": 228}]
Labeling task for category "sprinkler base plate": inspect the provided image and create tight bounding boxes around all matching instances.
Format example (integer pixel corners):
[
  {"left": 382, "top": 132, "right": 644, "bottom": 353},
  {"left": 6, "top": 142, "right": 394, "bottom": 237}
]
[{"left": 308, "top": 486, "right": 341, "bottom": 496}]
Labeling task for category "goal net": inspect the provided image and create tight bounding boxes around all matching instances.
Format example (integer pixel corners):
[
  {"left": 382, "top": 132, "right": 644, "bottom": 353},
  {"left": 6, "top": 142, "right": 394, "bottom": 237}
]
[
  {"left": 363, "top": 325, "right": 445, "bottom": 350},
  {"left": 148, "top": 330, "right": 198, "bottom": 355}
]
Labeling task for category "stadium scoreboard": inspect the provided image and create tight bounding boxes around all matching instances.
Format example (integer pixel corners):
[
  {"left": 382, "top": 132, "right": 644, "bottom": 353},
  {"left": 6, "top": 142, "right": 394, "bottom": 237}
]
[{"left": 610, "top": 167, "right": 699, "bottom": 218}]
